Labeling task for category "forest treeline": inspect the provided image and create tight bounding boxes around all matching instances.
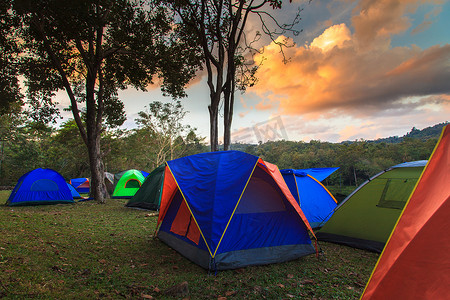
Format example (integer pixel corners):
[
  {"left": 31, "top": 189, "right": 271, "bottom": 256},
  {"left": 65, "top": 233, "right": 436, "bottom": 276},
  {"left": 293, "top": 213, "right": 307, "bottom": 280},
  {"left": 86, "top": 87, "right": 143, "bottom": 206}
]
[
  {"left": 237, "top": 122, "right": 447, "bottom": 186},
  {"left": 0, "top": 115, "right": 446, "bottom": 187}
]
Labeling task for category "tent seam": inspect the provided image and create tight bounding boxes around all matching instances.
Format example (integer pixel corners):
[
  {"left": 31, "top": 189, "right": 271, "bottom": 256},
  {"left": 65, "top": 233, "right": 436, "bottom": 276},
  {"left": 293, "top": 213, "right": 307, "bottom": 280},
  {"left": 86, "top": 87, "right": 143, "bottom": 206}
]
[{"left": 212, "top": 158, "right": 260, "bottom": 258}]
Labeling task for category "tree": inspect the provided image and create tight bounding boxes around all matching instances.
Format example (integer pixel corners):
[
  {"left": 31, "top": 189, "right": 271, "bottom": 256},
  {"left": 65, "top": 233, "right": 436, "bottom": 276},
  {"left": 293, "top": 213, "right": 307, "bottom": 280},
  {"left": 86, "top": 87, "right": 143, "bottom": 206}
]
[
  {"left": 163, "top": 0, "right": 301, "bottom": 151},
  {"left": 0, "top": 116, "right": 53, "bottom": 185},
  {"left": 46, "top": 120, "right": 90, "bottom": 179},
  {"left": 0, "top": 0, "right": 22, "bottom": 115},
  {"left": 134, "top": 100, "right": 204, "bottom": 167},
  {"left": 0, "top": 111, "right": 27, "bottom": 184},
  {"left": 11, "top": 0, "right": 200, "bottom": 202}
]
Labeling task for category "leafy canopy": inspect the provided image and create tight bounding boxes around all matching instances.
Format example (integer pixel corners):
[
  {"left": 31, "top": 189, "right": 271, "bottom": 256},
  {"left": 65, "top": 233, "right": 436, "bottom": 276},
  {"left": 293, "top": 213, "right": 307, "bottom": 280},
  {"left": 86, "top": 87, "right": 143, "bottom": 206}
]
[{"left": 13, "top": 0, "right": 201, "bottom": 126}]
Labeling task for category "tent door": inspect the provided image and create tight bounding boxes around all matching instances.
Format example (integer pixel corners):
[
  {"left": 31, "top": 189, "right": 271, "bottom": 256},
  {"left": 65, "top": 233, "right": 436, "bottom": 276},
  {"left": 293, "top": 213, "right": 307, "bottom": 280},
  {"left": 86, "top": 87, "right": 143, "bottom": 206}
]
[{"left": 170, "top": 200, "right": 201, "bottom": 245}]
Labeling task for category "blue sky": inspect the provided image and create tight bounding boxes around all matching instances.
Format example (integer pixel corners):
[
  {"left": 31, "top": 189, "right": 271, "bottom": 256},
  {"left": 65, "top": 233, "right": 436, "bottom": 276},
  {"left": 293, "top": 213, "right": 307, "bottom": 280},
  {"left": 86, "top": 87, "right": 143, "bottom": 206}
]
[{"left": 57, "top": 0, "right": 450, "bottom": 144}]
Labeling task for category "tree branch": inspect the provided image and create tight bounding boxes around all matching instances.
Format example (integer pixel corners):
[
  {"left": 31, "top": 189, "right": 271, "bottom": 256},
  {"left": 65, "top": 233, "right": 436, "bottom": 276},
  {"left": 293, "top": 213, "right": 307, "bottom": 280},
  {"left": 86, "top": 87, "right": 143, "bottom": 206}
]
[{"left": 30, "top": 15, "right": 87, "bottom": 144}]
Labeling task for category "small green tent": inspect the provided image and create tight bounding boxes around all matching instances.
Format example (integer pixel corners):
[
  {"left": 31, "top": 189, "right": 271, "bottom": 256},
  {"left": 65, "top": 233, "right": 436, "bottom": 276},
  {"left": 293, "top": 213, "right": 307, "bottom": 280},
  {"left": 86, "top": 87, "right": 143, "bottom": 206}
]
[
  {"left": 126, "top": 165, "right": 165, "bottom": 210},
  {"left": 111, "top": 169, "right": 145, "bottom": 198},
  {"left": 316, "top": 161, "right": 427, "bottom": 252}
]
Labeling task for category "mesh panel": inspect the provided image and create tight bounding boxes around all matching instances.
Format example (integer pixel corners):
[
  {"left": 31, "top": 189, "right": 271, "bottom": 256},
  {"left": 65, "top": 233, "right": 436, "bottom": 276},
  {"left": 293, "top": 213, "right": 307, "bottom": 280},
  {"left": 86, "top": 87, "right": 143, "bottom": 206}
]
[
  {"left": 125, "top": 179, "right": 141, "bottom": 188},
  {"left": 30, "top": 179, "right": 59, "bottom": 191},
  {"left": 377, "top": 178, "right": 418, "bottom": 209},
  {"left": 235, "top": 167, "right": 286, "bottom": 214}
]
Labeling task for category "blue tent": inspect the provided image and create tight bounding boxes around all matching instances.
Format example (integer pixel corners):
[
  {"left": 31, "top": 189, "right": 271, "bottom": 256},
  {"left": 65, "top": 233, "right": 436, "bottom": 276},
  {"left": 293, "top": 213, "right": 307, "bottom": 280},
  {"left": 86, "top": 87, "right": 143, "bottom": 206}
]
[
  {"left": 280, "top": 168, "right": 339, "bottom": 228},
  {"left": 288, "top": 167, "right": 340, "bottom": 182},
  {"left": 69, "top": 177, "right": 90, "bottom": 194},
  {"left": 156, "top": 151, "right": 316, "bottom": 271},
  {"left": 67, "top": 183, "right": 82, "bottom": 199},
  {"left": 66, "top": 183, "right": 93, "bottom": 202},
  {"left": 7, "top": 168, "right": 74, "bottom": 206}
]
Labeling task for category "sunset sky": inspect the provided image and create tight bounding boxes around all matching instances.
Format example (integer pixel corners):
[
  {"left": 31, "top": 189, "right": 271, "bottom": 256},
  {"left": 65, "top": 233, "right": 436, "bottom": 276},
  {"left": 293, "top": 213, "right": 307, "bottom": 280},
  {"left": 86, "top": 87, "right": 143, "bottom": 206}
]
[{"left": 59, "top": 0, "right": 450, "bottom": 144}]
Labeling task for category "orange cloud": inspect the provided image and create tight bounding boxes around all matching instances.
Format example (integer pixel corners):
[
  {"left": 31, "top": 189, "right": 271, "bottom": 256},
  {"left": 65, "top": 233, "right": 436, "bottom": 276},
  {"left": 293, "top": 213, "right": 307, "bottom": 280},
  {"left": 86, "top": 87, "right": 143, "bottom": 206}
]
[
  {"left": 255, "top": 99, "right": 274, "bottom": 110},
  {"left": 310, "top": 23, "right": 351, "bottom": 51},
  {"left": 239, "top": 111, "right": 249, "bottom": 118},
  {"left": 352, "top": 0, "right": 414, "bottom": 49},
  {"left": 440, "top": 94, "right": 450, "bottom": 101},
  {"left": 145, "top": 67, "right": 205, "bottom": 91},
  {"left": 248, "top": 0, "right": 450, "bottom": 119}
]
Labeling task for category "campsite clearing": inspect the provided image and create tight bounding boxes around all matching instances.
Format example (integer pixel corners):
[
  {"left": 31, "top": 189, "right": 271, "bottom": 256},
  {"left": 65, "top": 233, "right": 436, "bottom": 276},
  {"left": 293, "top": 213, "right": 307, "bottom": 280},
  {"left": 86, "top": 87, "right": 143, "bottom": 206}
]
[{"left": 0, "top": 191, "right": 378, "bottom": 299}]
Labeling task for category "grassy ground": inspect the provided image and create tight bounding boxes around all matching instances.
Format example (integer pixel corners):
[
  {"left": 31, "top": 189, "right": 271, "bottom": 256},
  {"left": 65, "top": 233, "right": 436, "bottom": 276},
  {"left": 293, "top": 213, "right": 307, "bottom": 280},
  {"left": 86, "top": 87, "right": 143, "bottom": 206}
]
[{"left": 0, "top": 190, "right": 378, "bottom": 299}]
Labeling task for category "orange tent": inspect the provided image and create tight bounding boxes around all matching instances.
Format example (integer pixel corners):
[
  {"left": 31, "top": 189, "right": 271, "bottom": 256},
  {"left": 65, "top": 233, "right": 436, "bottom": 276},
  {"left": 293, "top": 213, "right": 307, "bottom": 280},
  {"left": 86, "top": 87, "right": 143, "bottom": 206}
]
[{"left": 361, "top": 125, "right": 450, "bottom": 299}]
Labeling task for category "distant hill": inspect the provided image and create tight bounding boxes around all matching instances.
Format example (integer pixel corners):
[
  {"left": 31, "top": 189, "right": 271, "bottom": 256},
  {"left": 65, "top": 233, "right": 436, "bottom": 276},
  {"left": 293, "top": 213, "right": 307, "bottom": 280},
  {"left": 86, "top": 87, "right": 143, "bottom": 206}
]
[
  {"left": 227, "top": 122, "right": 449, "bottom": 148},
  {"left": 372, "top": 122, "right": 448, "bottom": 143}
]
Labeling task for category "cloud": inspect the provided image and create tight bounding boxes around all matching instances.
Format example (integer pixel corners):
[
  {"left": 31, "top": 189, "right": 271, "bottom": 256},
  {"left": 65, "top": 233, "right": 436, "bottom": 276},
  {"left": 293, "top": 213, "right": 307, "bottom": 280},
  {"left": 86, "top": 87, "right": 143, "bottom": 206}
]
[
  {"left": 351, "top": 0, "right": 415, "bottom": 48},
  {"left": 239, "top": 111, "right": 249, "bottom": 118},
  {"left": 310, "top": 23, "right": 352, "bottom": 51},
  {"left": 248, "top": 0, "right": 450, "bottom": 120},
  {"left": 279, "top": 104, "right": 449, "bottom": 142},
  {"left": 255, "top": 99, "right": 273, "bottom": 110},
  {"left": 411, "top": 6, "right": 442, "bottom": 35}
]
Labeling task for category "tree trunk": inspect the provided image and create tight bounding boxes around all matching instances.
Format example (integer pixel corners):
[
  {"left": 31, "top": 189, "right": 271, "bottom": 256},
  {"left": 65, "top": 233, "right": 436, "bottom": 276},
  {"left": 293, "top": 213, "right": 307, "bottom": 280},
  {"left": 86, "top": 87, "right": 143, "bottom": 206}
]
[
  {"left": 223, "top": 125, "right": 230, "bottom": 151},
  {"left": 85, "top": 61, "right": 107, "bottom": 203},
  {"left": 208, "top": 104, "right": 219, "bottom": 152},
  {"left": 223, "top": 96, "right": 231, "bottom": 151},
  {"left": 87, "top": 130, "right": 108, "bottom": 203},
  {"left": 0, "top": 140, "right": 3, "bottom": 180},
  {"left": 223, "top": 78, "right": 235, "bottom": 151},
  {"left": 223, "top": 36, "right": 237, "bottom": 151}
]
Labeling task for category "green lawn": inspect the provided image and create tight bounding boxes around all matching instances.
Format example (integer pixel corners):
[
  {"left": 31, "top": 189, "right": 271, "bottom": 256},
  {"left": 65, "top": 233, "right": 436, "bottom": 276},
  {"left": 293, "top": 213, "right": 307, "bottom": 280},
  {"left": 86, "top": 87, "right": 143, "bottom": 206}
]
[{"left": 0, "top": 191, "right": 378, "bottom": 299}]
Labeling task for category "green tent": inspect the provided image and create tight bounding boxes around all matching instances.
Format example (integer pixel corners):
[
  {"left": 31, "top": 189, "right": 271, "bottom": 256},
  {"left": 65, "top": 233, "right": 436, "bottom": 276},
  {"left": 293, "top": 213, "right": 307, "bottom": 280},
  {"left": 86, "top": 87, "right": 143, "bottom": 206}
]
[
  {"left": 111, "top": 169, "right": 145, "bottom": 198},
  {"left": 125, "top": 165, "right": 165, "bottom": 210},
  {"left": 316, "top": 161, "right": 427, "bottom": 252}
]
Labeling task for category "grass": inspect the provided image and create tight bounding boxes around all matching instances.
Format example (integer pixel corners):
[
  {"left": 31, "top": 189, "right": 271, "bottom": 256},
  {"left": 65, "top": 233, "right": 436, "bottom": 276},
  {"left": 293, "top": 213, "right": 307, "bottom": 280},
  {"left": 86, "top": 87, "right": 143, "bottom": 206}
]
[{"left": 0, "top": 190, "right": 379, "bottom": 299}]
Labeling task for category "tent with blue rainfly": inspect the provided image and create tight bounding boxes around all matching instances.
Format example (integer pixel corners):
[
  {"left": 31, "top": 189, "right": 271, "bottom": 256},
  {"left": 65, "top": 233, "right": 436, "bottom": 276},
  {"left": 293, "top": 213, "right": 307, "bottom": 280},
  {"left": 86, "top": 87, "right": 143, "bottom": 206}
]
[
  {"left": 156, "top": 151, "right": 317, "bottom": 271},
  {"left": 6, "top": 168, "right": 74, "bottom": 206},
  {"left": 67, "top": 183, "right": 94, "bottom": 201},
  {"left": 70, "top": 177, "right": 90, "bottom": 194},
  {"left": 280, "top": 167, "right": 339, "bottom": 228},
  {"left": 67, "top": 183, "right": 82, "bottom": 199}
]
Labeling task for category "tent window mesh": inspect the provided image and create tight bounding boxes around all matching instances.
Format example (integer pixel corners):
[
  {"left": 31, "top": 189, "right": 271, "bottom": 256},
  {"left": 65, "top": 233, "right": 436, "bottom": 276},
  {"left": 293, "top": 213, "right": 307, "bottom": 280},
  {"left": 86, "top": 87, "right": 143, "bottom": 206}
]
[
  {"left": 125, "top": 179, "right": 141, "bottom": 188},
  {"left": 235, "top": 167, "right": 286, "bottom": 214},
  {"left": 377, "top": 178, "right": 417, "bottom": 209},
  {"left": 30, "top": 179, "right": 59, "bottom": 191}
]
